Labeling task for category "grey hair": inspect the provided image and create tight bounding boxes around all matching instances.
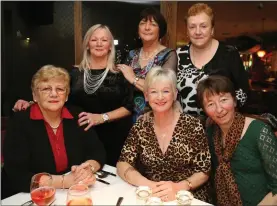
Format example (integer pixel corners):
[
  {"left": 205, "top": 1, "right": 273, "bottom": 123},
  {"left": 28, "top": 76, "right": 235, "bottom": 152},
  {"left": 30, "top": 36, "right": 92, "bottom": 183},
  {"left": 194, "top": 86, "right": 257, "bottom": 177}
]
[
  {"left": 144, "top": 66, "right": 177, "bottom": 94},
  {"left": 78, "top": 24, "right": 116, "bottom": 73}
]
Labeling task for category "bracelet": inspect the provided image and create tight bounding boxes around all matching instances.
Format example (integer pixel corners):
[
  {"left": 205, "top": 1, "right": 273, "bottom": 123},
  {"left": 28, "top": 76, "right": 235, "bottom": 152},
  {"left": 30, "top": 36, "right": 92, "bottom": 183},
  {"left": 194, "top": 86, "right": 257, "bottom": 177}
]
[
  {"left": 133, "top": 76, "right": 139, "bottom": 86},
  {"left": 61, "top": 174, "right": 65, "bottom": 190},
  {"left": 185, "top": 179, "right": 192, "bottom": 191}
]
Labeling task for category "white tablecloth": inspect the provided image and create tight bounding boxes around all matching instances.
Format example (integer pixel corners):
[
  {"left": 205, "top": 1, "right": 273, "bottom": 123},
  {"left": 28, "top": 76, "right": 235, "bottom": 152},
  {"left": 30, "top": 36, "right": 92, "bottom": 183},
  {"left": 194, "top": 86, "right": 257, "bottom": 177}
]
[{"left": 1, "top": 165, "right": 211, "bottom": 205}]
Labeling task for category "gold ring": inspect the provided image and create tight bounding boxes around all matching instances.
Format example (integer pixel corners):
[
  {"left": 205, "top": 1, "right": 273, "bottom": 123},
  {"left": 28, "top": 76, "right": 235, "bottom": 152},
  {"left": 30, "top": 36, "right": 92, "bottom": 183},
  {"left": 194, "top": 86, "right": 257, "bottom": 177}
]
[{"left": 87, "top": 120, "right": 90, "bottom": 124}]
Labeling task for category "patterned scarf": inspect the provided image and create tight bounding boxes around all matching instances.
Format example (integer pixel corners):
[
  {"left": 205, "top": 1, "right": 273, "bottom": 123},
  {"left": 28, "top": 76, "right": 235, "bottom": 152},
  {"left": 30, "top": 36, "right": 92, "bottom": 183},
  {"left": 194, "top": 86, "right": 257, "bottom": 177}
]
[{"left": 213, "top": 112, "right": 245, "bottom": 206}]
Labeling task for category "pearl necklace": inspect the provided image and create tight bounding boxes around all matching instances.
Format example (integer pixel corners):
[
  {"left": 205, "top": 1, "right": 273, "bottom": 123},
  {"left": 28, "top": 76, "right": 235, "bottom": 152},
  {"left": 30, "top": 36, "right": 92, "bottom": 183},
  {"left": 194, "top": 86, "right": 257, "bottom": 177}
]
[{"left": 49, "top": 121, "right": 61, "bottom": 129}]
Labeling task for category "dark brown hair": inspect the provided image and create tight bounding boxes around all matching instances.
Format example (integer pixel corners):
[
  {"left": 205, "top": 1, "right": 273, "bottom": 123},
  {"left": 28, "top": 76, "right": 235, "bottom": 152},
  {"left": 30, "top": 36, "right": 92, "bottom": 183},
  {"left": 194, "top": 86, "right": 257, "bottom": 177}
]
[
  {"left": 139, "top": 7, "right": 167, "bottom": 39},
  {"left": 196, "top": 75, "right": 236, "bottom": 109},
  {"left": 185, "top": 3, "right": 215, "bottom": 27}
]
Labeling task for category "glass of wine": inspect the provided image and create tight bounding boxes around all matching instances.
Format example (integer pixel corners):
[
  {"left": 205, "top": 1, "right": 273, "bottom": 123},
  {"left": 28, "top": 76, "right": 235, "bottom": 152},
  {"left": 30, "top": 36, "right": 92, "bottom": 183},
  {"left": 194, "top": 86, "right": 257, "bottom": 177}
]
[
  {"left": 30, "top": 173, "right": 56, "bottom": 206},
  {"left": 66, "top": 183, "right": 92, "bottom": 206}
]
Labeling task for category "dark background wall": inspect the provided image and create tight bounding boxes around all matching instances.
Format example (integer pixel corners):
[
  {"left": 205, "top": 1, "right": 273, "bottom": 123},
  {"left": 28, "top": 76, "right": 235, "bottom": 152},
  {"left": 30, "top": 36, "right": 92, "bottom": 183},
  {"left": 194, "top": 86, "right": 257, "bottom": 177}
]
[{"left": 1, "top": 1, "right": 159, "bottom": 116}]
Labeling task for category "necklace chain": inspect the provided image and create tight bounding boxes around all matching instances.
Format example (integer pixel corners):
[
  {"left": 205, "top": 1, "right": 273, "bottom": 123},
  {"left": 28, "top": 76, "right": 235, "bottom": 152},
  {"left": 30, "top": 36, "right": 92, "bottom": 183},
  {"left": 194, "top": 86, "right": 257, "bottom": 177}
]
[
  {"left": 84, "top": 68, "right": 109, "bottom": 94},
  {"left": 139, "top": 47, "right": 159, "bottom": 61},
  {"left": 49, "top": 121, "right": 61, "bottom": 129},
  {"left": 191, "top": 41, "right": 213, "bottom": 70}
]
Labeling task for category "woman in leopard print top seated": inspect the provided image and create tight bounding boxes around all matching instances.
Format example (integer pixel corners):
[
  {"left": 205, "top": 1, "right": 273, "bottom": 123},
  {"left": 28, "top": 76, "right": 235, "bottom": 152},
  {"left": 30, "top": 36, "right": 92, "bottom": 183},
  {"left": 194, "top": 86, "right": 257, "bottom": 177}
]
[{"left": 117, "top": 66, "right": 211, "bottom": 202}]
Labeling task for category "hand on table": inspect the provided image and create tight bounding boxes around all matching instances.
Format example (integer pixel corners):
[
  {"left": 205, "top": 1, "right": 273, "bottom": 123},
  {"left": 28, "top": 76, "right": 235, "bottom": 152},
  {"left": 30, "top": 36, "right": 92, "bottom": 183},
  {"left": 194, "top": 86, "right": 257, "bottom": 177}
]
[
  {"left": 151, "top": 181, "right": 179, "bottom": 202},
  {"left": 65, "top": 163, "right": 96, "bottom": 187}
]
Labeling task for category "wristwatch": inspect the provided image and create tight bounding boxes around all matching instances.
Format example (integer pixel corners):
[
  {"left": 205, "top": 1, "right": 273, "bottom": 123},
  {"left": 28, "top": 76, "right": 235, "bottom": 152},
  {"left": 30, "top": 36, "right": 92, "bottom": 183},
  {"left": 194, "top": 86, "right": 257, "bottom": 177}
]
[{"left": 102, "top": 113, "right": 110, "bottom": 123}]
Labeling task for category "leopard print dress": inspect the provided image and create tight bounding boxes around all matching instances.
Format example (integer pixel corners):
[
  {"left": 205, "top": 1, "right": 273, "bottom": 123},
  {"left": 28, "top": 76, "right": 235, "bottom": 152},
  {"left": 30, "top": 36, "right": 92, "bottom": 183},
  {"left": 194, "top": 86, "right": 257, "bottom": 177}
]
[{"left": 119, "top": 113, "right": 211, "bottom": 202}]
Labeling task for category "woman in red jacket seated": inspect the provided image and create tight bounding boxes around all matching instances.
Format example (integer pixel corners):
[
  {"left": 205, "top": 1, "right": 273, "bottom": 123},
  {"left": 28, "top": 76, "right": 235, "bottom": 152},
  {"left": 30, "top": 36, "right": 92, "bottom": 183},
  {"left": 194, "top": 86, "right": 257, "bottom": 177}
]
[{"left": 2, "top": 65, "right": 106, "bottom": 199}]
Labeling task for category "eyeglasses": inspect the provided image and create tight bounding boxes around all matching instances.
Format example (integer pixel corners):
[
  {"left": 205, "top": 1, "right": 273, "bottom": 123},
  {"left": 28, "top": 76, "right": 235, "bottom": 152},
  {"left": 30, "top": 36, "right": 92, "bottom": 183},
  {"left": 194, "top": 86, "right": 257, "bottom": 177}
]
[{"left": 38, "top": 86, "right": 66, "bottom": 95}]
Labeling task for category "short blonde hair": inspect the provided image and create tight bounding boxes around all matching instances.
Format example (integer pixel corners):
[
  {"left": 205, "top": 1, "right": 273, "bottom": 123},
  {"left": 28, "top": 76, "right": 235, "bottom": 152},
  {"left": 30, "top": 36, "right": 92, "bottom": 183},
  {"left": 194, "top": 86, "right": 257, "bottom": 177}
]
[
  {"left": 31, "top": 65, "right": 70, "bottom": 95},
  {"left": 79, "top": 24, "right": 116, "bottom": 72},
  {"left": 144, "top": 66, "right": 177, "bottom": 94},
  {"left": 186, "top": 3, "right": 215, "bottom": 27}
]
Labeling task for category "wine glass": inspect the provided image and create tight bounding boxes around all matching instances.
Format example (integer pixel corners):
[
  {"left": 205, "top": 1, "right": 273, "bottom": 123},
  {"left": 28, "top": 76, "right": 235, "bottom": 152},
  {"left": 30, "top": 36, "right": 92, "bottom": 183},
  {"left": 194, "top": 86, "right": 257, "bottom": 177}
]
[
  {"left": 30, "top": 173, "right": 56, "bottom": 206},
  {"left": 66, "top": 183, "right": 92, "bottom": 206}
]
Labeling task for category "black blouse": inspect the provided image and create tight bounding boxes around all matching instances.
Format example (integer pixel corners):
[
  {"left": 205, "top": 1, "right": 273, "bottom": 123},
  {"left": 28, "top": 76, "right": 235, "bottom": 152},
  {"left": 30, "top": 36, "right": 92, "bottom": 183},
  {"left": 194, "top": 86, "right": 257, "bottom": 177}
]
[
  {"left": 68, "top": 67, "right": 133, "bottom": 166},
  {"left": 176, "top": 42, "right": 249, "bottom": 116}
]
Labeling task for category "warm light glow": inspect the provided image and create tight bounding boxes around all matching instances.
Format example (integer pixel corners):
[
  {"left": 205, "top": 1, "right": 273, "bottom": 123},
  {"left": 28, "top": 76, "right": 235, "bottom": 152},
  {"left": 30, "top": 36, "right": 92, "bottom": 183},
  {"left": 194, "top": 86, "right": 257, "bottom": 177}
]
[{"left": 257, "top": 50, "right": 266, "bottom": 58}]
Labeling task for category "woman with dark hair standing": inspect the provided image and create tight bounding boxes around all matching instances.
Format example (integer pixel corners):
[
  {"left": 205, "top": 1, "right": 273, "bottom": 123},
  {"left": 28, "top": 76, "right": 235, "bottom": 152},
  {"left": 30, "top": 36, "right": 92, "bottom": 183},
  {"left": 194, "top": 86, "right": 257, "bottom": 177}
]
[{"left": 117, "top": 7, "right": 177, "bottom": 122}]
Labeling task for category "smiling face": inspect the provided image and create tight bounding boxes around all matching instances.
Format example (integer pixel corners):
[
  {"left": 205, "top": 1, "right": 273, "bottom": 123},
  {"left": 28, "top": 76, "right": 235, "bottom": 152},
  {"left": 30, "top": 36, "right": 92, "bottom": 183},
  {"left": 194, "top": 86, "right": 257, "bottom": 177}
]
[
  {"left": 33, "top": 78, "right": 68, "bottom": 114},
  {"left": 203, "top": 92, "right": 236, "bottom": 128},
  {"left": 138, "top": 17, "right": 160, "bottom": 43},
  {"left": 88, "top": 28, "right": 111, "bottom": 58},
  {"left": 187, "top": 12, "right": 214, "bottom": 48},
  {"left": 145, "top": 79, "right": 177, "bottom": 113}
]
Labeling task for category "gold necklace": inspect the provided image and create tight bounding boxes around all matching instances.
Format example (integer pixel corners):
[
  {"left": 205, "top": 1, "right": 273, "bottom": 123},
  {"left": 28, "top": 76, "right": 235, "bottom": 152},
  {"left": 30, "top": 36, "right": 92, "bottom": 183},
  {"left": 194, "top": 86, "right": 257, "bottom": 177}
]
[{"left": 139, "top": 47, "right": 159, "bottom": 61}]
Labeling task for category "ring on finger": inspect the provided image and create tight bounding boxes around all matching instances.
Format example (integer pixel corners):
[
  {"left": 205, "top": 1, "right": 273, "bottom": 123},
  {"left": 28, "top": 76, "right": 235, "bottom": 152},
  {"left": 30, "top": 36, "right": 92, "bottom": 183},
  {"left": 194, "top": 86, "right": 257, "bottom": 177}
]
[{"left": 87, "top": 119, "right": 90, "bottom": 124}]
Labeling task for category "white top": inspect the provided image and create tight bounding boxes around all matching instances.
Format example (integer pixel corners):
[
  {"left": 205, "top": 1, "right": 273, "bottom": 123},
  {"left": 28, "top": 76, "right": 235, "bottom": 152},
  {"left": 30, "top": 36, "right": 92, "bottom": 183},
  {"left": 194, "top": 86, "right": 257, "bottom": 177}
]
[{"left": 1, "top": 165, "right": 211, "bottom": 205}]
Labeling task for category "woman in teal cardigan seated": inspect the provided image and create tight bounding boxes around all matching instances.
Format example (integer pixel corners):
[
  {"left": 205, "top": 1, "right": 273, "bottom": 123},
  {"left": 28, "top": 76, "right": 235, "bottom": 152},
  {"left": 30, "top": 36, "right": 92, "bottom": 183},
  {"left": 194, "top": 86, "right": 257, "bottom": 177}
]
[{"left": 196, "top": 75, "right": 277, "bottom": 206}]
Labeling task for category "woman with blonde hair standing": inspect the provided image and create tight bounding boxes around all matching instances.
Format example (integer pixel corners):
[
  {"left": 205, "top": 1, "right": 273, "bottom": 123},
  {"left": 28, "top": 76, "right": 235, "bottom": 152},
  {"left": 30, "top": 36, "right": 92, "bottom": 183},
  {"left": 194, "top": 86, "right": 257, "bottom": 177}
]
[{"left": 69, "top": 24, "right": 133, "bottom": 166}]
